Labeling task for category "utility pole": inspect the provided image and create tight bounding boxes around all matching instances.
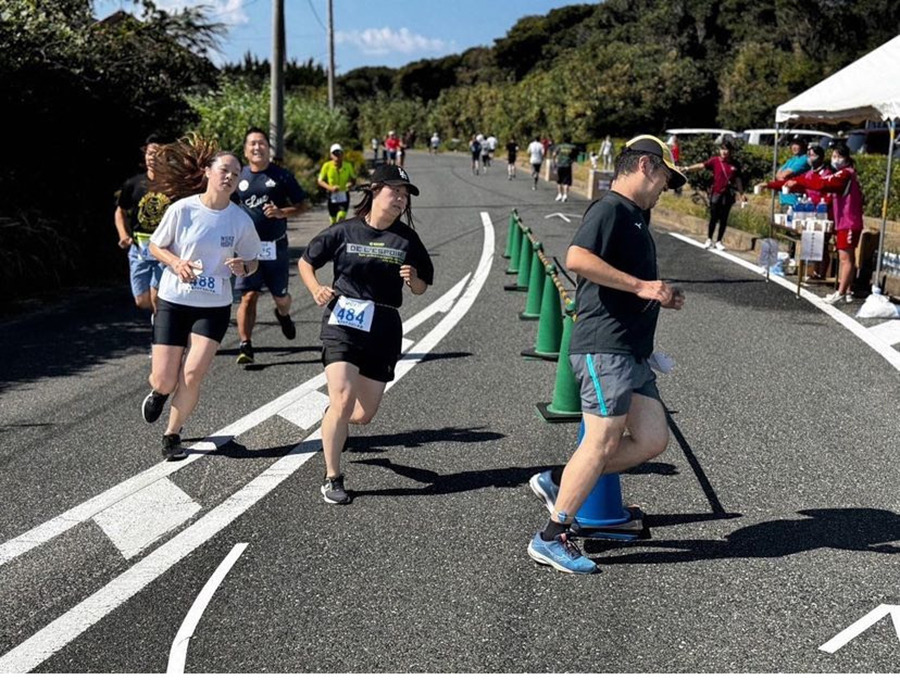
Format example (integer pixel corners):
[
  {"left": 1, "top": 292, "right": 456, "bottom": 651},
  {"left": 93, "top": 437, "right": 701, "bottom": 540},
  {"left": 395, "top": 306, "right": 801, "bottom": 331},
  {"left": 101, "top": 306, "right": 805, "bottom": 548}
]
[
  {"left": 327, "top": 0, "right": 335, "bottom": 110},
  {"left": 270, "top": 0, "right": 285, "bottom": 160}
]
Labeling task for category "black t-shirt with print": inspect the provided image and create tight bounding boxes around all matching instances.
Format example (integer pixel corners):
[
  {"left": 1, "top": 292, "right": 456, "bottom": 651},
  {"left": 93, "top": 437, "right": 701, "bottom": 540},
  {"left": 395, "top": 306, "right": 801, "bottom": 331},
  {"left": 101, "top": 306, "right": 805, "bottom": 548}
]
[
  {"left": 236, "top": 164, "right": 307, "bottom": 242},
  {"left": 302, "top": 216, "right": 434, "bottom": 344},
  {"left": 117, "top": 173, "right": 169, "bottom": 236},
  {"left": 568, "top": 191, "right": 660, "bottom": 358}
]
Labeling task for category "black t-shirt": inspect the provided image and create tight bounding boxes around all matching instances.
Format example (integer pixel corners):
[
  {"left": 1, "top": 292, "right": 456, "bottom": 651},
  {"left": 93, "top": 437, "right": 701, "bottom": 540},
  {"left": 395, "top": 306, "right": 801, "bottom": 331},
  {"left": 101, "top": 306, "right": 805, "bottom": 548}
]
[
  {"left": 506, "top": 142, "right": 518, "bottom": 161},
  {"left": 302, "top": 216, "right": 435, "bottom": 342},
  {"left": 236, "top": 164, "right": 307, "bottom": 241},
  {"left": 117, "top": 173, "right": 170, "bottom": 236},
  {"left": 568, "top": 191, "right": 660, "bottom": 358}
]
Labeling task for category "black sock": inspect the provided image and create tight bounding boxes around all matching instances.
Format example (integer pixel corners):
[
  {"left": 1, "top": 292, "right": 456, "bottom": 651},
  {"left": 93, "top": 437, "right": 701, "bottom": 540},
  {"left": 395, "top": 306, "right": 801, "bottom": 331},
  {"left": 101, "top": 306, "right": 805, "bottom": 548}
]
[
  {"left": 550, "top": 467, "right": 563, "bottom": 486},
  {"left": 541, "top": 519, "right": 570, "bottom": 541}
]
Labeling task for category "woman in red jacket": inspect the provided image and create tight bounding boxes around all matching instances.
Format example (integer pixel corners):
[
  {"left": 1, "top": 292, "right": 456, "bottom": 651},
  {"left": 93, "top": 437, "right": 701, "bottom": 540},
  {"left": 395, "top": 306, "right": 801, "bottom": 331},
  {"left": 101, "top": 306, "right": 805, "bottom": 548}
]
[{"left": 785, "top": 141, "right": 864, "bottom": 304}]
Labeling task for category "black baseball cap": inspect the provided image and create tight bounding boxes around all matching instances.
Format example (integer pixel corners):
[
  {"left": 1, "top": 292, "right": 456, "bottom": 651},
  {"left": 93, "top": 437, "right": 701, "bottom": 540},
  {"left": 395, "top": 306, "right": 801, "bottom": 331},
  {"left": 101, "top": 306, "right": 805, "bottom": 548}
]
[
  {"left": 370, "top": 164, "right": 420, "bottom": 196},
  {"left": 624, "top": 134, "right": 687, "bottom": 190}
]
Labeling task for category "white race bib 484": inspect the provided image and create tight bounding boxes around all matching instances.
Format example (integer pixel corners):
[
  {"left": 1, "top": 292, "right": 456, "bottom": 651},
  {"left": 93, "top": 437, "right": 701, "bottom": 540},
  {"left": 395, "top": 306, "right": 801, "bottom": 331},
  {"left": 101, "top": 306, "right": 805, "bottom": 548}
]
[
  {"left": 259, "top": 241, "right": 277, "bottom": 261},
  {"left": 328, "top": 296, "right": 374, "bottom": 333}
]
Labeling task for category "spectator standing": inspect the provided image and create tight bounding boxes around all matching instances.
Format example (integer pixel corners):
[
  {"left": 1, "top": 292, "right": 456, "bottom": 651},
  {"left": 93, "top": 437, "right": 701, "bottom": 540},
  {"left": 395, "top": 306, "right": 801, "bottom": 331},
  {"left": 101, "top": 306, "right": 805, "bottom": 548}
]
[
  {"left": 776, "top": 137, "right": 811, "bottom": 209},
  {"left": 785, "top": 141, "right": 864, "bottom": 304},
  {"left": 553, "top": 140, "right": 578, "bottom": 202},
  {"left": 528, "top": 136, "right": 544, "bottom": 191},
  {"left": 680, "top": 140, "right": 746, "bottom": 250},
  {"left": 600, "top": 135, "right": 614, "bottom": 171},
  {"left": 233, "top": 127, "right": 307, "bottom": 365}
]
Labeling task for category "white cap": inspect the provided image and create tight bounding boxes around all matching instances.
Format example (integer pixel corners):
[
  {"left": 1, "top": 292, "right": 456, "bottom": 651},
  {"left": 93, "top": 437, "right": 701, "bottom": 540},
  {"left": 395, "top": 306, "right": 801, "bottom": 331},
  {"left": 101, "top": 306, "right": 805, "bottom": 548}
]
[{"left": 330, "top": 143, "right": 343, "bottom": 154}]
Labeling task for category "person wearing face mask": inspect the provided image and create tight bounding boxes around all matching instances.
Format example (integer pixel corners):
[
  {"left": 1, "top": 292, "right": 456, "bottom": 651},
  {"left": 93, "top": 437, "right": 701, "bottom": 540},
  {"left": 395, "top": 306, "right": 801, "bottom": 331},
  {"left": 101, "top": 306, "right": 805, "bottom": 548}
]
[
  {"left": 784, "top": 141, "right": 864, "bottom": 304},
  {"left": 680, "top": 140, "right": 747, "bottom": 250},
  {"left": 299, "top": 165, "right": 434, "bottom": 504},
  {"left": 140, "top": 136, "right": 261, "bottom": 460},
  {"left": 526, "top": 135, "right": 686, "bottom": 575},
  {"left": 762, "top": 144, "right": 833, "bottom": 279}
]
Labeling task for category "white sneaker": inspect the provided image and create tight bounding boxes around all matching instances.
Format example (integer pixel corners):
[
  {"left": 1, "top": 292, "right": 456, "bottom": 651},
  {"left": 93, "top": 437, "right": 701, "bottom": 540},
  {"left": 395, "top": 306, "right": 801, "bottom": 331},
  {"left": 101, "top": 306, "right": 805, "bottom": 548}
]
[
  {"left": 555, "top": 194, "right": 562, "bottom": 202},
  {"left": 715, "top": 241, "right": 725, "bottom": 251},
  {"left": 703, "top": 238, "right": 713, "bottom": 249},
  {"left": 822, "top": 291, "right": 842, "bottom": 304},
  {"left": 845, "top": 293, "right": 853, "bottom": 303},
  {"left": 561, "top": 194, "right": 568, "bottom": 202}
]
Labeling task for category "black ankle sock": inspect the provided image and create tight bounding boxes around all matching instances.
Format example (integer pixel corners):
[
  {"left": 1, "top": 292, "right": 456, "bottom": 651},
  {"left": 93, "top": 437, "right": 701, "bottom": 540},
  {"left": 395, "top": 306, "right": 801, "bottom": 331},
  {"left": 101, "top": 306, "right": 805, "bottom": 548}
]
[
  {"left": 541, "top": 519, "right": 570, "bottom": 542},
  {"left": 550, "top": 467, "right": 563, "bottom": 486}
]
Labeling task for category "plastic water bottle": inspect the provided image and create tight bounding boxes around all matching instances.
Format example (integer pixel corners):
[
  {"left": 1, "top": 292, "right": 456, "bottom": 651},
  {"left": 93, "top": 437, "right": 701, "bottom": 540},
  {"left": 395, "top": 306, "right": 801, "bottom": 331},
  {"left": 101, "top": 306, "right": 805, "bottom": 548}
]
[
  {"left": 816, "top": 198, "right": 828, "bottom": 220},
  {"left": 786, "top": 206, "right": 794, "bottom": 229}
]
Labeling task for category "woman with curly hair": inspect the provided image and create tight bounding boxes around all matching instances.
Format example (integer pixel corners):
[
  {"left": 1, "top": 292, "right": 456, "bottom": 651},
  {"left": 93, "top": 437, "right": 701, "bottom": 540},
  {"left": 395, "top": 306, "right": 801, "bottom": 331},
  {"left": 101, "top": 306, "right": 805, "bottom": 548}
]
[{"left": 140, "top": 135, "right": 262, "bottom": 460}]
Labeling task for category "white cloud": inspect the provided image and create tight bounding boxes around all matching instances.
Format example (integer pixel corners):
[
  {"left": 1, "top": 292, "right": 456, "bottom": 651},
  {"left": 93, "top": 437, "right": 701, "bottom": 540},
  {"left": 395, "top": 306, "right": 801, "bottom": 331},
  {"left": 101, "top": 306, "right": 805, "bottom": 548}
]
[
  {"left": 335, "top": 27, "right": 452, "bottom": 56},
  {"left": 153, "top": 0, "right": 249, "bottom": 26}
]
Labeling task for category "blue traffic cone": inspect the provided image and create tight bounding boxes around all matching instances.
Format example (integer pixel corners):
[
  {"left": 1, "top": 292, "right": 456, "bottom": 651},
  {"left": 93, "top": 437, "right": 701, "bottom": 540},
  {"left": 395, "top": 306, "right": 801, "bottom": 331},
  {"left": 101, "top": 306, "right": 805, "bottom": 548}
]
[{"left": 571, "top": 418, "right": 647, "bottom": 540}]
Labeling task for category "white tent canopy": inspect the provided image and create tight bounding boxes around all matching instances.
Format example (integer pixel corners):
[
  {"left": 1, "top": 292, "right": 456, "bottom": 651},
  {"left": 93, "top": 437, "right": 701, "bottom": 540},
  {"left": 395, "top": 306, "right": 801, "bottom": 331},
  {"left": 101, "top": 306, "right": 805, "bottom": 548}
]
[{"left": 776, "top": 34, "right": 900, "bottom": 125}]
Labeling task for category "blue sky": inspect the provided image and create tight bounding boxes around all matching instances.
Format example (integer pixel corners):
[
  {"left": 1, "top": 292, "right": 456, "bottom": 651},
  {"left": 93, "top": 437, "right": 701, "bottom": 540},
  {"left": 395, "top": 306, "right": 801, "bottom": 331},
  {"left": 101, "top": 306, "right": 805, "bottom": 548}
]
[{"left": 94, "top": 0, "right": 583, "bottom": 72}]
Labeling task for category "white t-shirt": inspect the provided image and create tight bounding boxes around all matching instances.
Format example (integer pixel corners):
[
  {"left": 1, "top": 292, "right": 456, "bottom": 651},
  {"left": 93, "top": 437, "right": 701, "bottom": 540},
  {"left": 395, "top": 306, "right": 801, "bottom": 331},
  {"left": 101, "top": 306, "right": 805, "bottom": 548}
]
[
  {"left": 151, "top": 194, "right": 261, "bottom": 308},
  {"left": 486, "top": 136, "right": 498, "bottom": 151},
  {"left": 528, "top": 141, "right": 544, "bottom": 165}
]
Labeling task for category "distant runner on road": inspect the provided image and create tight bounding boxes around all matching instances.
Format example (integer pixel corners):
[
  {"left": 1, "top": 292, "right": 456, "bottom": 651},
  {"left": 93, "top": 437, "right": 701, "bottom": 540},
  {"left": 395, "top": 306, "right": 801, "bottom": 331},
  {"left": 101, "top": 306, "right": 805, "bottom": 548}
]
[
  {"left": 142, "top": 138, "right": 261, "bottom": 461},
  {"left": 234, "top": 127, "right": 307, "bottom": 365},
  {"left": 298, "top": 165, "right": 434, "bottom": 505},
  {"left": 318, "top": 143, "right": 357, "bottom": 226},
  {"left": 528, "top": 136, "right": 544, "bottom": 191},
  {"left": 527, "top": 135, "right": 687, "bottom": 574}
]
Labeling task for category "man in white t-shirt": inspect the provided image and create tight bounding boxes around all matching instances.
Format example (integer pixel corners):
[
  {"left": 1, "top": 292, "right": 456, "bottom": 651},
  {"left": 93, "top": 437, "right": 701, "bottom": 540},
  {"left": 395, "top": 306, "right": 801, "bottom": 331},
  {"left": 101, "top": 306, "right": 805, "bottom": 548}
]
[{"left": 528, "top": 137, "right": 545, "bottom": 191}]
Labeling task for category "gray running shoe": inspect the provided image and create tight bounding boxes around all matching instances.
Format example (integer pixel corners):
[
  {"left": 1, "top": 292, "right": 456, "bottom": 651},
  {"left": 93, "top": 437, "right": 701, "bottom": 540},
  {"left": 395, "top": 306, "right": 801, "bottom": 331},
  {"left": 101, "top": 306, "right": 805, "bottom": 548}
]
[
  {"left": 321, "top": 475, "right": 351, "bottom": 504},
  {"left": 142, "top": 391, "right": 168, "bottom": 424}
]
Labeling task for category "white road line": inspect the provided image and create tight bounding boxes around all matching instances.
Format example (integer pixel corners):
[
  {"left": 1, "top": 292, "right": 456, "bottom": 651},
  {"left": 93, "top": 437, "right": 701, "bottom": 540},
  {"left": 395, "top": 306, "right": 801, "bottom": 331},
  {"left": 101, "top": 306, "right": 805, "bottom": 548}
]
[
  {"left": 669, "top": 232, "right": 900, "bottom": 372},
  {"left": 167, "top": 542, "right": 248, "bottom": 674},
  {"left": 0, "top": 213, "right": 495, "bottom": 674},
  {"left": 819, "top": 604, "right": 900, "bottom": 654},
  {"left": 0, "top": 273, "right": 469, "bottom": 569},
  {"left": 868, "top": 319, "right": 900, "bottom": 347}
]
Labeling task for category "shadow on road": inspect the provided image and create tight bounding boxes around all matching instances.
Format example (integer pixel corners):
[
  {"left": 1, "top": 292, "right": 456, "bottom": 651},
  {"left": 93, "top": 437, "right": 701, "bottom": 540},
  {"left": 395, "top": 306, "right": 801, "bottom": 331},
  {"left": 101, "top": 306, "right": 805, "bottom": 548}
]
[{"left": 592, "top": 508, "right": 900, "bottom": 563}]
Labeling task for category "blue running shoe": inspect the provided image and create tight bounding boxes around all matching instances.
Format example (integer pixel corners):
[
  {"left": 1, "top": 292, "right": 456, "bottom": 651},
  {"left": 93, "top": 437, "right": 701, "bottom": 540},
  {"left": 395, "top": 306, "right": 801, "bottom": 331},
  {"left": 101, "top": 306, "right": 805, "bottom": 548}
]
[
  {"left": 529, "top": 470, "right": 558, "bottom": 513},
  {"left": 527, "top": 531, "right": 597, "bottom": 574}
]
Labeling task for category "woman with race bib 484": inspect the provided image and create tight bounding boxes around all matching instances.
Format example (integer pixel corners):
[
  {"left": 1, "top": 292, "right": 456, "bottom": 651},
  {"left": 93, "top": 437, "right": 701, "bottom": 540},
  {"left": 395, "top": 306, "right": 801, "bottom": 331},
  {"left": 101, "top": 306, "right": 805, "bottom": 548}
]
[
  {"left": 141, "top": 137, "right": 261, "bottom": 460},
  {"left": 299, "top": 165, "right": 434, "bottom": 504}
]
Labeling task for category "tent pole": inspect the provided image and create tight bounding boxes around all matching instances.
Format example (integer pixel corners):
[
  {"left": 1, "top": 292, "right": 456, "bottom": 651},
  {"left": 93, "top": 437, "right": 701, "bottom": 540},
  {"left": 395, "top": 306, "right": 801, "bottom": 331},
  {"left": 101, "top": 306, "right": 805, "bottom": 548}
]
[
  {"left": 768, "top": 123, "right": 780, "bottom": 283},
  {"left": 874, "top": 119, "right": 897, "bottom": 293}
]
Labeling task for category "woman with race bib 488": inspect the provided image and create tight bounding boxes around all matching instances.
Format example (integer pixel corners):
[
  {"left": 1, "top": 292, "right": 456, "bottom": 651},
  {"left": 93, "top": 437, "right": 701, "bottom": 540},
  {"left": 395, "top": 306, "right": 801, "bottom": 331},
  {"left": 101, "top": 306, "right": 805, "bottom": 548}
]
[
  {"left": 299, "top": 165, "right": 434, "bottom": 504},
  {"left": 141, "top": 136, "right": 261, "bottom": 460}
]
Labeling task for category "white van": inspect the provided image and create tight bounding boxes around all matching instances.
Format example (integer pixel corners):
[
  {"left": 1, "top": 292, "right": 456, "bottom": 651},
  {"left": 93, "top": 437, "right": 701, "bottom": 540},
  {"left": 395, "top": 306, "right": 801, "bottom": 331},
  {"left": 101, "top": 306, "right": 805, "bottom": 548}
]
[
  {"left": 664, "top": 128, "right": 738, "bottom": 144},
  {"left": 742, "top": 129, "right": 833, "bottom": 147}
]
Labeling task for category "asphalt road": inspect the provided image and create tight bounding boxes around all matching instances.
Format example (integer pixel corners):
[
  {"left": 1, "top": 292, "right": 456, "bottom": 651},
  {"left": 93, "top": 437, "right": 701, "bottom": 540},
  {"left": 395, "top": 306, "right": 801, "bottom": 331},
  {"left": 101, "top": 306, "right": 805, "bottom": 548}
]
[{"left": 1, "top": 151, "right": 899, "bottom": 673}]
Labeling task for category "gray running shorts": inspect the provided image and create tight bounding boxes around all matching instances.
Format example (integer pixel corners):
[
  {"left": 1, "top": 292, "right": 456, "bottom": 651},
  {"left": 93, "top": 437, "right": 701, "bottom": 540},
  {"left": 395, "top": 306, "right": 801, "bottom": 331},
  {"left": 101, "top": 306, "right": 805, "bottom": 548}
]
[{"left": 570, "top": 352, "right": 661, "bottom": 417}]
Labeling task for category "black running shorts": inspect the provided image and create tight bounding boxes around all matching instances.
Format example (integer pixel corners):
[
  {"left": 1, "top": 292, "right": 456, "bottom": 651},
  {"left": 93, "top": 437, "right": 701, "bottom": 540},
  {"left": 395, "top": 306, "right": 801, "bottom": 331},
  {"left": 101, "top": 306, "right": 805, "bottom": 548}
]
[
  {"left": 153, "top": 298, "right": 231, "bottom": 347},
  {"left": 322, "top": 342, "right": 399, "bottom": 383}
]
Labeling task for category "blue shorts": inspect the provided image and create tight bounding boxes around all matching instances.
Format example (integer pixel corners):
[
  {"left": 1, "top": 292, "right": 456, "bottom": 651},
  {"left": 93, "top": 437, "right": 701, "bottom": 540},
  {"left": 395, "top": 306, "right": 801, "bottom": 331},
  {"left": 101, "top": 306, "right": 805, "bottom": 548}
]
[
  {"left": 234, "top": 236, "right": 290, "bottom": 298},
  {"left": 570, "top": 352, "right": 661, "bottom": 417},
  {"left": 128, "top": 241, "right": 162, "bottom": 298}
]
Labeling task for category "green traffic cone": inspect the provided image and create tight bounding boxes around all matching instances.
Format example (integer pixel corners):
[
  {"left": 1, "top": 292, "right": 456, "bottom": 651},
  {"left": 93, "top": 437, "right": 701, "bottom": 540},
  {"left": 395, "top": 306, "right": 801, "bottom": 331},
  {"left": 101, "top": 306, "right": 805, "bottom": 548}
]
[
  {"left": 505, "top": 218, "right": 523, "bottom": 274},
  {"left": 519, "top": 243, "right": 544, "bottom": 319},
  {"left": 503, "top": 211, "right": 518, "bottom": 259},
  {"left": 536, "top": 300, "right": 581, "bottom": 422},
  {"left": 515, "top": 236, "right": 534, "bottom": 290},
  {"left": 523, "top": 264, "right": 563, "bottom": 359}
]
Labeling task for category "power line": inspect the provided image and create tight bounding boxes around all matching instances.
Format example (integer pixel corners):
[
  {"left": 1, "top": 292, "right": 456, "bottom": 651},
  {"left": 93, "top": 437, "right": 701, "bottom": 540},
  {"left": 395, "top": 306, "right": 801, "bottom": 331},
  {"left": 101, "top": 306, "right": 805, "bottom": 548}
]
[{"left": 306, "top": 0, "right": 326, "bottom": 32}]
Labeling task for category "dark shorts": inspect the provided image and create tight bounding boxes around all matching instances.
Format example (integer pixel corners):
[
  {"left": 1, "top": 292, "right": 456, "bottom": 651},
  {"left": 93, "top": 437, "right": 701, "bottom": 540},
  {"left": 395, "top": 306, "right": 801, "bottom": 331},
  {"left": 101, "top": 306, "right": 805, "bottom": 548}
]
[
  {"left": 557, "top": 166, "right": 573, "bottom": 186},
  {"left": 327, "top": 201, "right": 350, "bottom": 219},
  {"left": 234, "top": 236, "right": 290, "bottom": 298},
  {"left": 531, "top": 163, "right": 542, "bottom": 177},
  {"left": 320, "top": 304, "right": 402, "bottom": 383},
  {"left": 570, "top": 352, "right": 661, "bottom": 417},
  {"left": 154, "top": 299, "right": 231, "bottom": 347},
  {"left": 472, "top": 152, "right": 480, "bottom": 161}
]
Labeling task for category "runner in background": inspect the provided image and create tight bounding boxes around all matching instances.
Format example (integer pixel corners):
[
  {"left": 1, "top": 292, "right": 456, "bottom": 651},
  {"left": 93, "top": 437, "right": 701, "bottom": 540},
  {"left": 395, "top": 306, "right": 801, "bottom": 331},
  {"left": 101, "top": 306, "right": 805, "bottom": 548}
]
[
  {"left": 115, "top": 134, "right": 170, "bottom": 322},
  {"left": 430, "top": 132, "right": 440, "bottom": 155},
  {"left": 528, "top": 136, "right": 544, "bottom": 191},
  {"left": 142, "top": 137, "right": 261, "bottom": 460},
  {"left": 385, "top": 131, "right": 400, "bottom": 166},
  {"left": 318, "top": 143, "right": 357, "bottom": 225},
  {"left": 506, "top": 137, "right": 519, "bottom": 180},
  {"left": 298, "top": 165, "right": 434, "bottom": 504},
  {"left": 553, "top": 140, "right": 578, "bottom": 202},
  {"left": 234, "top": 127, "right": 307, "bottom": 365}
]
